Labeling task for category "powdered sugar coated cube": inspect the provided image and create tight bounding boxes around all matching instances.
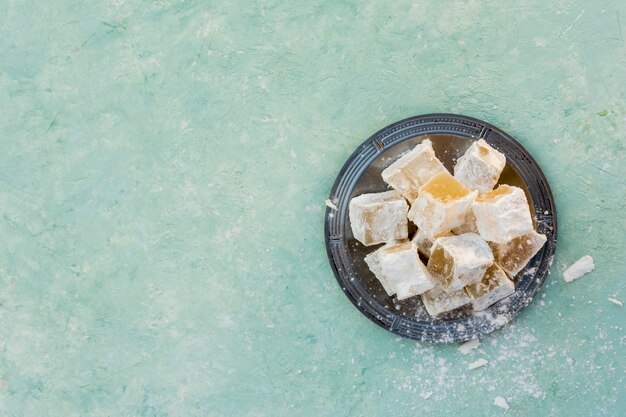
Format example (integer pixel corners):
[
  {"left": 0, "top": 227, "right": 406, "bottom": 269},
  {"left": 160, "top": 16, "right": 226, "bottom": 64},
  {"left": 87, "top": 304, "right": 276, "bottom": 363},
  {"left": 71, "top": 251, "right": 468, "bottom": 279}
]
[
  {"left": 464, "top": 263, "right": 515, "bottom": 311},
  {"left": 407, "top": 172, "right": 477, "bottom": 239},
  {"left": 378, "top": 242, "right": 435, "bottom": 300},
  {"left": 349, "top": 191, "right": 408, "bottom": 246},
  {"left": 427, "top": 233, "right": 494, "bottom": 292},
  {"left": 454, "top": 139, "right": 506, "bottom": 194},
  {"left": 381, "top": 139, "right": 447, "bottom": 201},
  {"left": 472, "top": 185, "right": 533, "bottom": 244}
]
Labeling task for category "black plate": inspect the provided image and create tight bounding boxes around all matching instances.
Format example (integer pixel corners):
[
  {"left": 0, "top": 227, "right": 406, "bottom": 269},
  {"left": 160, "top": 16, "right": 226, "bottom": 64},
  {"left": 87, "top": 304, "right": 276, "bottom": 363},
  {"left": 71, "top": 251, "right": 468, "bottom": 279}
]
[{"left": 324, "top": 114, "right": 557, "bottom": 343}]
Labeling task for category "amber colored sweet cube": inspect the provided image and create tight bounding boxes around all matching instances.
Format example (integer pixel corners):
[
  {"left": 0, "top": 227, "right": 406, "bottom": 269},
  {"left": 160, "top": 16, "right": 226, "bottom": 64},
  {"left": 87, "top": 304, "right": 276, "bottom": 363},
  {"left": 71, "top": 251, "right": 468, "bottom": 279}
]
[
  {"left": 427, "top": 233, "right": 493, "bottom": 292},
  {"left": 407, "top": 172, "right": 477, "bottom": 239},
  {"left": 490, "top": 230, "right": 547, "bottom": 277},
  {"left": 381, "top": 139, "right": 447, "bottom": 201},
  {"left": 464, "top": 263, "right": 515, "bottom": 311}
]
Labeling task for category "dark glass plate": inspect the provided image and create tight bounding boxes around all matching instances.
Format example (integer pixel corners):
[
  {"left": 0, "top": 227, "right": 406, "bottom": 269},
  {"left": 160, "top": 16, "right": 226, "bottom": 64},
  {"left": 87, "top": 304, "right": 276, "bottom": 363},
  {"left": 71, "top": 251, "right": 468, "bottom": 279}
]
[{"left": 324, "top": 114, "right": 557, "bottom": 343}]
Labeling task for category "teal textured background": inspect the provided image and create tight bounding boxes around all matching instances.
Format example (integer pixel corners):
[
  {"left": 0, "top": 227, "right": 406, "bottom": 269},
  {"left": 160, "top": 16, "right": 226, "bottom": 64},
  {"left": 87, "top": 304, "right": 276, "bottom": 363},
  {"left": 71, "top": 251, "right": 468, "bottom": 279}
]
[{"left": 0, "top": 1, "right": 624, "bottom": 416}]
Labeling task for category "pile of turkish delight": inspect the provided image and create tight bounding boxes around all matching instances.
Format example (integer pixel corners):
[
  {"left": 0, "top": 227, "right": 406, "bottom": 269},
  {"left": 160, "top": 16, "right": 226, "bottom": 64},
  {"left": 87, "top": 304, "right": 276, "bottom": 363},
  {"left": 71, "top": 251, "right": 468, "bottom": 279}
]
[{"left": 349, "top": 139, "right": 546, "bottom": 316}]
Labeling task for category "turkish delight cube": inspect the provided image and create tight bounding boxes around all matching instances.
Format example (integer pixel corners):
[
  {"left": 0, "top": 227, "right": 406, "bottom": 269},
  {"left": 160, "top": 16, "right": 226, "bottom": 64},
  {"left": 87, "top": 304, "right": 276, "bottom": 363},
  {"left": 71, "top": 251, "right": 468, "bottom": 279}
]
[
  {"left": 349, "top": 191, "right": 408, "bottom": 246},
  {"left": 381, "top": 139, "right": 447, "bottom": 201},
  {"left": 464, "top": 263, "right": 515, "bottom": 311},
  {"left": 407, "top": 171, "right": 477, "bottom": 239},
  {"left": 421, "top": 285, "right": 471, "bottom": 317},
  {"left": 454, "top": 139, "right": 506, "bottom": 193},
  {"left": 490, "top": 230, "right": 547, "bottom": 277},
  {"left": 364, "top": 243, "right": 398, "bottom": 296},
  {"left": 427, "top": 233, "right": 493, "bottom": 292},
  {"left": 378, "top": 241, "right": 435, "bottom": 300},
  {"left": 451, "top": 210, "right": 478, "bottom": 235},
  {"left": 472, "top": 185, "right": 533, "bottom": 244}
]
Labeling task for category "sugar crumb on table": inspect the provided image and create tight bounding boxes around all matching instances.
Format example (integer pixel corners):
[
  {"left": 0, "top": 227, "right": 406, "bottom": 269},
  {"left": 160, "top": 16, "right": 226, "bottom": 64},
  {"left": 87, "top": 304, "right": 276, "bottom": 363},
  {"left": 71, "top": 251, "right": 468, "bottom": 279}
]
[
  {"left": 468, "top": 358, "right": 488, "bottom": 370},
  {"left": 563, "top": 255, "right": 595, "bottom": 282},
  {"left": 458, "top": 338, "right": 480, "bottom": 354},
  {"left": 608, "top": 297, "right": 623, "bottom": 307},
  {"left": 324, "top": 198, "right": 338, "bottom": 210},
  {"left": 494, "top": 396, "right": 510, "bottom": 410}
]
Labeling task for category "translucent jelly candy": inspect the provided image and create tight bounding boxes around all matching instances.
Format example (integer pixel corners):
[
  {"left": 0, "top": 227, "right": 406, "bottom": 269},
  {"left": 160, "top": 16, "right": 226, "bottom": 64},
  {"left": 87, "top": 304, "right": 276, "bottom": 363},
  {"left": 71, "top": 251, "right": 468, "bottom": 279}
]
[
  {"left": 464, "top": 263, "right": 515, "bottom": 311},
  {"left": 454, "top": 139, "right": 506, "bottom": 193},
  {"left": 427, "top": 233, "right": 493, "bottom": 292},
  {"left": 377, "top": 241, "right": 435, "bottom": 300},
  {"left": 364, "top": 242, "right": 398, "bottom": 296},
  {"left": 472, "top": 185, "right": 533, "bottom": 244},
  {"left": 381, "top": 139, "right": 447, "bottom": 201},
  {"left": 490, "top": 230, "right": 547, "bottom": 277},
  {"left": 421, "top": 285, "right": 471, "bottom": 317},
  {"left": 407, "top": 171, "right": 477, "bottom": 239},
  {"left": 349, "top": 191, "right": 408, "bottom": 246}
]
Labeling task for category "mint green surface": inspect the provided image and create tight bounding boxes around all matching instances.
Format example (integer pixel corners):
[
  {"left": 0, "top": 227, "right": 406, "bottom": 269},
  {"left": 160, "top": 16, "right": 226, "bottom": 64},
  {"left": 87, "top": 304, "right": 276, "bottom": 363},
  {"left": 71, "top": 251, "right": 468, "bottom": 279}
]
[{"left": 1, "top": 1, "right": 625, "bottom": 416}]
